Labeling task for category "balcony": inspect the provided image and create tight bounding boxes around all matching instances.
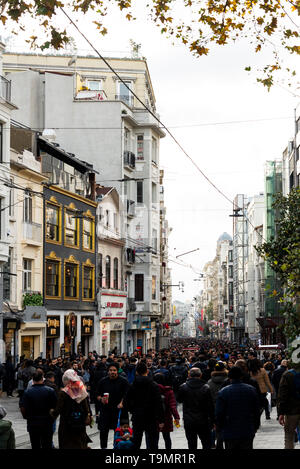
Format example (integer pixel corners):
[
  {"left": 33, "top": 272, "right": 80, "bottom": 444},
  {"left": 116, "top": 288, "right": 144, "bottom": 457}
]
[
  {"left": 126, "top": 248, "right": 135, "bottom": 264},
  {"left": 124, "top": 151, "right": 136, "bottom": 170},
  {"left": 115, "top": 94, "right": 134, "bottom": 107},
  {"left": 127, "top": 200, "right": 136, "bottom": 217},
  {"left": 23, "top": 222, "right": 42, "bottom": 245},
  {"left": 0, "top": 75, "right": 11, "bottom": 102}
]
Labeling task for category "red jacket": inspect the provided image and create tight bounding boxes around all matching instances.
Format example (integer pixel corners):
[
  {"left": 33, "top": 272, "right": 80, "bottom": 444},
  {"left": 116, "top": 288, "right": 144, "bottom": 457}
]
[{"left": 157, "top": 384, "right": 180, "bottom": 432}]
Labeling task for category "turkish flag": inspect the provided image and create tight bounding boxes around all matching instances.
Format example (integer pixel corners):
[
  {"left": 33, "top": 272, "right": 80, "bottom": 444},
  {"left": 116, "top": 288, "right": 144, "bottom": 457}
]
[{"left": 198, "top": 326, "right": 204, "bottom": 331}]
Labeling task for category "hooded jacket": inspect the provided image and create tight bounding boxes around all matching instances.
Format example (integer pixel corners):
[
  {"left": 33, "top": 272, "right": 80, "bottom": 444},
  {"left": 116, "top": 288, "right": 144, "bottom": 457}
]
[
  {"left": 176, "top": 378, "right": 214, "bottom": 427},
  {"left": 123, "top": 375, "right": 165, "bottom": 425},
  {"left": 0, "top": 420, "right": 16, "bottom": 449}
]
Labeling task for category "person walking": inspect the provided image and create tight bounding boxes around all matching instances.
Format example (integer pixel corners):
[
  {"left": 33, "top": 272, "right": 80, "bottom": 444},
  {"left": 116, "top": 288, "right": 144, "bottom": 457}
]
[
  {"left": 19, "top": 370, "right": 57, "bottom": 449},
  {"left": 123, "top": 361, "right": 165, "bottom": 450},
  {"left": 3, "top": 356, "right": 15, "bottom": 397},
  {"left": 50, "top": 369, "right": 92, "bottom": 449},
  {"left": 277, "top": 365, "right": 300, "bottom": 449},
  {"left": 207, "top": 361, "right": 228, "bottom": 449},
  {"left": 176, "top": 367, "right": 214, "bottom": 450},
  {"left": 169, "top": 358, "right": 188, "bottom": 400},
  {"left": 272, "top": 359, "right": 288, "bottom": 418},
  {"left": 152, "top": 373, "right": 180, "bottom": 449},
  {"left": 215, "top": 366, "right": 261, "bottom": 450},
  {"left": 249, "top": 358, "right": 273, "bottom": 419},
  {"left": 96, "top": 362, "right": 129, "bottom": 449},
  {"left": 0, "top": 406, "right": 15, "bottom": 449}
]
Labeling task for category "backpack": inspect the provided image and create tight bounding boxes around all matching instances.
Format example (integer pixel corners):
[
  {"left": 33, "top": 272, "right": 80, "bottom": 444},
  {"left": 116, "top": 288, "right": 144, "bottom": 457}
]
[
  {"left": 289, "top": 370, "right": 300, "bottom": 400},
  {"left": 66, "top": 399, "right": 86, "bottom": 431},
  {"left": 171, "top": 367, "right": 186, "bottom": 389}
]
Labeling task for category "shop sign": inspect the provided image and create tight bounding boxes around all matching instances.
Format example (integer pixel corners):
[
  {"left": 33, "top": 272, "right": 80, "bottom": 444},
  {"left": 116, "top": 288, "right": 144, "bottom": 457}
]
[
  {"left": 47, "top": 316, "right": 60, "bottom": 338},
  {"left": 65, "top": 313, "right": 77, "bottom": 337},
  {"left": 100, "top": 293, "right": 127, "bottom": 320},
  {"left": 23, "top": 306, "right": 47, "bottom": 323},
  {"left": 111, "top": 321, "right": 124, "bottom": 331},
  {"left": 81, "top": 316, "right": 94, "bottom": 336},
  {"left": 101, "top": 322, "right": 108, "bottom": 341}
]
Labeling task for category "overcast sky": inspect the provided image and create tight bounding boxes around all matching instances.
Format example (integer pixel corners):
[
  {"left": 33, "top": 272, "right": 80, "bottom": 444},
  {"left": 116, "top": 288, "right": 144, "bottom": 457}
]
[{"left": 3, "top": 2, "right": 299, "bottom": 303}]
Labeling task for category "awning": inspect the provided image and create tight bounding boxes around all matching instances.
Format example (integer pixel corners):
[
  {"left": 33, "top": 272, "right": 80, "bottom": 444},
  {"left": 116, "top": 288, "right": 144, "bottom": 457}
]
[
  {"left": 38, "top": 137, "right": 98, "bottom": 174},
  {"left": 256, "top": 316, "right": 284, "bottom": 329}
]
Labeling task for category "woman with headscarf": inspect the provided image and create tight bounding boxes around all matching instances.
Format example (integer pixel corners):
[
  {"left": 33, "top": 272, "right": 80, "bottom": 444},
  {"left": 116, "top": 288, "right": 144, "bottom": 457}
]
[{"left": 50, "top": 369, "right": 92, "bottom": 449}]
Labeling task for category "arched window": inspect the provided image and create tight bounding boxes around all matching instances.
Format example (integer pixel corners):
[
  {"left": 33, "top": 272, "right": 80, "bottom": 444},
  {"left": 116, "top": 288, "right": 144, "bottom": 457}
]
[
  {"left": 105, "top": 256, "right": 111, "bottom": 289},
  {"left": 113, "top": 258, "right": 118, "bottom": 290}
]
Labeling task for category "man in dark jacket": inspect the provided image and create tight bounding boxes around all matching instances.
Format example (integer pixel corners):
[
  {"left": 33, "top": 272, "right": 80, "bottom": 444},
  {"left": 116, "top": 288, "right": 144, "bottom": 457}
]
[
  {"left": 19, "top": 370, "right": 57, "bottom": 449},
  {"left": 123, "top": 361, "right": 165, "bottom": 450},
  {"left": 177, "top": 367, "right": 214, "bottom": 449},
  {"left": 215, "top": 366, "right": 261, "bottom": 449},
  {"left": 277, "top": 366, "right": 300, "bottom": 449},
  {"left": 96, "top": 362, "right": 130, "bottom": 449},
  {"left": 169, "top": 359, "right": 188, "bottom": 399}
]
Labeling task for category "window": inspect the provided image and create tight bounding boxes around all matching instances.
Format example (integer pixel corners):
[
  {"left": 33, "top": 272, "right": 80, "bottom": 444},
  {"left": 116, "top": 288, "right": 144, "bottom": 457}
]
[
  {"left": 3, "top": 248, "right": 12, "bottom": 301},
  {"left": 9, "top": 179, "right": 14, "bottom": 217},
  {"left": 105, "top": 256, "right": 111, "bottom": 289},
  {"left": 23, "top": 259, "right": 32, "bottom": 292},
  {"left": 46, "top": 259, "right": 60, "bottom": 297},
  {"left": 124, "top": 127, "right": 130, "bottom": 152},
  {"left": 152, "top": 182, "right": 157, "bottom": 204},
  {"left": 87, "top": 80, "right": 102, "bottom": 91},
  {"left": 152, "top": 276, "right": 156, "bottom": 300},
  {"left": 118, "top": 81, "right": 133, "bottom": 106},
  {"left": 23, "top": 191, "right": 32, "bottom": 223},
  {"left": 152, "top": 137, "right": 157, "bottom": 164},
  {"left": 46, "top": 203, "right": 61, "bottom": 243},
  {"left": 0, "top": 199, "right": 2, "bottom": 239},
  {"left": 228, "top": 265, "right": 233, "bottom": 278},
  {"left": 65, "top": 209, "right": 79, "bottom": 247},
  {"left": 152, "top": 228, "right": 158, "bottom": 252},
  {"left": 83, "top": 217, "right": 94, "bottom": 251},
  {"left": 135, "top": 274, "right": 144, "bottom": 301},
  {"left": 105, "top": 210, "right": 110, "bottom": 228},
  {"left": 0, "top": 123, "right": 3, "bottom": 163},
  {"left": 65, "top": 262, "right": 79, "bottom": 298},
  {"left": 98, "top": 254, "right": 103, "bottom": 288},
  {"left": 83, "top": 265, "right": 94, "bottom": 300},
  {"left": 228, "top": 250, "right": 233, "bottom": 262},
  {"left": 137, "top": 181, "right": 143, "bottom": 203},
  {"left": 113, "top": 213, "right": 118, "bottom": 232},
  {"left": 137, "top": 135, "right": 144, "bottom": 160},
  {"left": 113, "top": 258, "right": 118, "bottom": 289}
]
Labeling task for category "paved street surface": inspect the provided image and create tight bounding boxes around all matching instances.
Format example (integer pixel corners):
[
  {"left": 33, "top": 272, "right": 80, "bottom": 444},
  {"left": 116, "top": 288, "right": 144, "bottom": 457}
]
[{"left": 1, "top": 394, "right": 299, "bottom": 450}]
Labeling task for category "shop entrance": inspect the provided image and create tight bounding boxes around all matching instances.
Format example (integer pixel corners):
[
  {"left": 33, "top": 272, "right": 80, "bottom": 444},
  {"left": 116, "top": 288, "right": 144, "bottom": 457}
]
[{"left": 21, "top": 336, "right": 34, "bottom": 360}]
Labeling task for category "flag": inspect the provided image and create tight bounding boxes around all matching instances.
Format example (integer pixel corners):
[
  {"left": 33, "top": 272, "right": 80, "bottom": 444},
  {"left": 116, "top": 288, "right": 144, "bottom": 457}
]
[
  {"left": 201, "top": 309, "right": 204, "bottom": 321},
  {"left": 173, "top": 305, "right": 176, "bottom": 316}
]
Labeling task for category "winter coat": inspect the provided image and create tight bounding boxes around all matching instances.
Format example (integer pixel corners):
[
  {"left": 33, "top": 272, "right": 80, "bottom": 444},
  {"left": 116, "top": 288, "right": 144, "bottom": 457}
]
[
  {"left": 156, "top": 384, "right": 180, "bottom": 432},
  {"left": 176, "top": 378, "right": 214, "bottom": 428},
  {"left": 124, "top": 364, "right": 136, "bottom": 384},
  {"left": 20, "top": 384, "right": 57, "bottom": 430},
  {"left": 0, "top": 420, "right": 16, "bottom": 449},
  {"left": 215, "top": 380, "right": 261, "bottom": 440},
  {"left": 277, "top": 369, "right": 300, "bottom": 416},
  {"left": 272, "top": 366, "right": 288, "bottom": 394},
  {"left": 207, "top": 371, "right": 228, "bottom": 405},
  {"left": 96, "top": 376, "right": 130, "bottom": 429},
  {"left": 250, "top": 368, "right": 273, "bottom": 394},
  {"left": 123, "top": 375, "right": 165, "bottom": 426},
  {"left": 50, "top": 391, "right": 92, "bottom": 449},
  {"left": 169, "top": 364, "right": 188, "bottom": 390}
]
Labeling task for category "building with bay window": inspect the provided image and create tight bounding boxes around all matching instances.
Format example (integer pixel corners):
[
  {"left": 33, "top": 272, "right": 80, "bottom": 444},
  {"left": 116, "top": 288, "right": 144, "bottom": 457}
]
[{"left": 40, "top": 134, "right": 98, "bottom": 359}]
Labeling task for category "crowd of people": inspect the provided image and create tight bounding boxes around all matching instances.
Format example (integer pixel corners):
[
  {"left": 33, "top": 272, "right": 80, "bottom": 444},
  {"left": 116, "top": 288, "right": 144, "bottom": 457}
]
[{"left": 0, "top": 338, "right": 299, "bottom": 450}]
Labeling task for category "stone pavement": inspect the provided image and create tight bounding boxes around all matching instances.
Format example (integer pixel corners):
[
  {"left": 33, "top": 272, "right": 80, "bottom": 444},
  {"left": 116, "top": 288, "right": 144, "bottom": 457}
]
[{"left": 0, "top": 393, "right": 299, "bottom": 450}]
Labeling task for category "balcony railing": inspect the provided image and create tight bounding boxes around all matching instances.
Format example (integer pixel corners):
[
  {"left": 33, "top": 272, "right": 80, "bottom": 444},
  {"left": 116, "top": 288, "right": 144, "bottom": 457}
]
[
  {"left": 127, "top": 200, "right": 136, "bottom": 217},
  {"left": 115, "top": 94, "right": 134, "bottom": 107},
  {"left": 23, "top": 222, "right": 42, "bottom": 243},
  {"left": 0, "top": 75, "right": 11, "bottom": 102},
  {"left": 124, "top": 151, "right": 136, "bottom": 169}
]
